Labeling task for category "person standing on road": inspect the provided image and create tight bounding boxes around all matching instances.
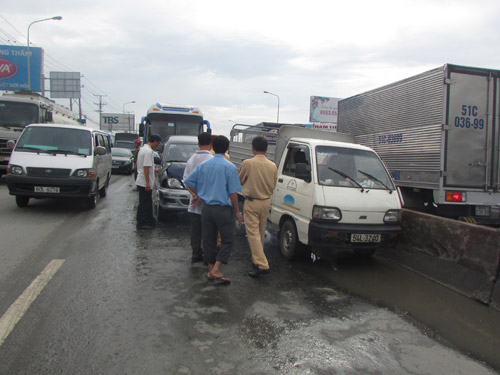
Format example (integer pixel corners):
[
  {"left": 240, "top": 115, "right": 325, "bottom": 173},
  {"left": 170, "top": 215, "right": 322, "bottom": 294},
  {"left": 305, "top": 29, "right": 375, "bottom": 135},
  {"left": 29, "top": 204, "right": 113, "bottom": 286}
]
[
  {"left": 135, "top": 134, "right": 161, "bottom": 229},
  {"left": 184, "top": 136, "right": 243, "bottom": 284},
  {"left": 133, "top": 139, "right": 142, "bottom": 181},
  {"left": 238, "top": 136, "right": 277, "bottom": 277},
  {"left": 183, "top": 132, "right": 213, "bottom": 263}
]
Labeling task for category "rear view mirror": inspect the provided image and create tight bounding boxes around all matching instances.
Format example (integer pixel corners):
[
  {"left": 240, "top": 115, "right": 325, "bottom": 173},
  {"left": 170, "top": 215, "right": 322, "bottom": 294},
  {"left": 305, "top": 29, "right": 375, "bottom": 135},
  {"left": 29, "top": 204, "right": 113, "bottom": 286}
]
[
  {"left": 95, "top": 146, "right": 107, "bottom": 156},
  {"left": 295, "top": 163, "right": 311, "bottom": 182},
  {"left": 46, "top": 111, "right": 53, "bottom": 122}
]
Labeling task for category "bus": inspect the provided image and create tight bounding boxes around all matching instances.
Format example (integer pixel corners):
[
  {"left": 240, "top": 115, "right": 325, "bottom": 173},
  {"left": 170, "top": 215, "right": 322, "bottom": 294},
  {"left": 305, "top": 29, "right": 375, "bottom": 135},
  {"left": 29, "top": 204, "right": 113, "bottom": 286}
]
[
  {"left": 0, "top": 91, "right": 81, "bottom": 176},
  {"left": 139, "top": 103, "right": 211, "bottom": 149}
]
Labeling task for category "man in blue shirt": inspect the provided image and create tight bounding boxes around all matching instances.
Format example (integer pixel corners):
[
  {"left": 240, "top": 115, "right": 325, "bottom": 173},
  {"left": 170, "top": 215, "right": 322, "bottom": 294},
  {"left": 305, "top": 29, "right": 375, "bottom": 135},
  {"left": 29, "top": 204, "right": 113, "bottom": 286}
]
[{"left": 184, "top": 136, "right": 243, "bottom": 284}]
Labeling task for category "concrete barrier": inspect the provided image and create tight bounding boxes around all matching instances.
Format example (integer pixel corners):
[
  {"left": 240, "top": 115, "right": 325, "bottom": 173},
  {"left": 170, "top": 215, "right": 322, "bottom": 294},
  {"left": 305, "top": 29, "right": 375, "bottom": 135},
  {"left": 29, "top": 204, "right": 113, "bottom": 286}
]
[{"left": 387, "top": 209, "right": 500, "bottom": 307}]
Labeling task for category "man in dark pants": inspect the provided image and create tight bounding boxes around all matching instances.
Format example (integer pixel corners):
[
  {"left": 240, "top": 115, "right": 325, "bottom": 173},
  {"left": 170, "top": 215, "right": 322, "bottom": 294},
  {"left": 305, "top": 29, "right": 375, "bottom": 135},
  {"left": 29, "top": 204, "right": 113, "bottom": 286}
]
[
  {"left": 184, "top": 136, "right": 243, "bottom": 284},
  {"left": 135, "top": 134, "right": 161, "bottom": 229},
  {"left": 183, "top": 132, "right": 213, "bottom": 263}
]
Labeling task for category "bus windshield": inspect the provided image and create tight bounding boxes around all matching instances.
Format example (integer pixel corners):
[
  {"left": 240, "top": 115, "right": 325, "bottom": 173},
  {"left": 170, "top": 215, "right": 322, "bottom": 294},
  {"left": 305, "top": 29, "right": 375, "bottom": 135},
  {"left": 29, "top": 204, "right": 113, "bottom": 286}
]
[
  {"left": 148, "top": 113, "right": 202, "bottom": 140},
  {"left": 0, "top": 101, "right": 39, "bottom": 127}
]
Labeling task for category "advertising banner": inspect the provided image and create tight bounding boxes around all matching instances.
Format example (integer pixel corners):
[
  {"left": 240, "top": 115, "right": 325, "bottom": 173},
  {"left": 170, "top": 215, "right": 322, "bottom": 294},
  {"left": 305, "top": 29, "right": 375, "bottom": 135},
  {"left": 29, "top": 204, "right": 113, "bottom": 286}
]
[
  {"left": 100, "top": 113, "right": 135, "bottom": 132},
  {"left": 0, "top": 45, "right": 43, "bottom": 91},
  {"left": 309, "top": 96, "right": 339, "bottom": 125}
]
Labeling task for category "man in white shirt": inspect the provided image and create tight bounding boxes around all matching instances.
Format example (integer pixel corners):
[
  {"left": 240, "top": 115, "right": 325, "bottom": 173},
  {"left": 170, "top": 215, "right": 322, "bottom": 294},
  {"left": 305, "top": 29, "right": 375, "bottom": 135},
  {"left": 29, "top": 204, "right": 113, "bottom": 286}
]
[
  {"left": 183, "top": 132, "right": 213, "bottom": 262},
  {"left": 136, "top": 134, "right": 161, "bottom": 229}
]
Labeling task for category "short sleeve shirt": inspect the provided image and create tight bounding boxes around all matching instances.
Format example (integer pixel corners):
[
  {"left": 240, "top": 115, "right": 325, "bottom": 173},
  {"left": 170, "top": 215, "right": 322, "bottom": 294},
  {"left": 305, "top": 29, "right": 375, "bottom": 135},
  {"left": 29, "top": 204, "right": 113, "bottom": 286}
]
[
  {"left": 135, "top": 143, "right": 154, "bottom": 187},
  {"left": 183, "top": 150, "right": 213, "bottom": 214}
]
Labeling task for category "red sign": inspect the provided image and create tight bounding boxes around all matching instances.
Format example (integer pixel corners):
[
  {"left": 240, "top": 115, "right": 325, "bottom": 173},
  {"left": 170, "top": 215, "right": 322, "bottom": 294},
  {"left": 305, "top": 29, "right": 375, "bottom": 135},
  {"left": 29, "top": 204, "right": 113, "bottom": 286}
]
[{"left": 0, "top": 57, "right": 18, "bottom": 80}]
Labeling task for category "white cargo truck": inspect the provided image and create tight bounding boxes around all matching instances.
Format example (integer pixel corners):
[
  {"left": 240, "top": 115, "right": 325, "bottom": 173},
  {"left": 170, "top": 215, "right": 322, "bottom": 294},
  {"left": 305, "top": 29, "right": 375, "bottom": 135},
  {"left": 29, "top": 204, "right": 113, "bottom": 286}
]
[
  {"left": 230, "top": 124, "right": 402, "bottom": 260},
  {"left": 337, "top": 64, "right": 500, "bottom": 225}
]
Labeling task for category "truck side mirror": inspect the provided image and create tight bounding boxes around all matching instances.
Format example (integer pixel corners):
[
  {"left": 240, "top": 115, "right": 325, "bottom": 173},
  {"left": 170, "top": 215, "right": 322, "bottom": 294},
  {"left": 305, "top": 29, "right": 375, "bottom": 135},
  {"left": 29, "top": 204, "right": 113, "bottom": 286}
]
[
  {"left": 139, "top": 123, "right": 145, "bottom": 137},
  {"left": 46, "top": 111, "right": 53, "bottom": 122},
  {"left": 295, "top": 163, "right": 311, "bottom": 182}
]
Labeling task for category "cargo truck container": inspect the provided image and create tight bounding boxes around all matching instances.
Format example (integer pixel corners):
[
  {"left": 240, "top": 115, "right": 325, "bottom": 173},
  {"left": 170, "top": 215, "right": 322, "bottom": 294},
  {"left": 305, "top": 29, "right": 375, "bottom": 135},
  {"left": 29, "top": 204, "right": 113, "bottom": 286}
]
[{"left": 337, "top": 64, "right": 500, "bottom": 225}]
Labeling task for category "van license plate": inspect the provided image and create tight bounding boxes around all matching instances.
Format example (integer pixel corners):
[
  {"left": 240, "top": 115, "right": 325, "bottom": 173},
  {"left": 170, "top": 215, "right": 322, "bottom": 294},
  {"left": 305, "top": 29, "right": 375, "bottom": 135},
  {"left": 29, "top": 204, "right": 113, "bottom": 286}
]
[
  {"left": 351, "top": 234, "right": 381, "bottom": 243},
  {"left": 34, "top": 186, "right": 60, "bottom": 193}
]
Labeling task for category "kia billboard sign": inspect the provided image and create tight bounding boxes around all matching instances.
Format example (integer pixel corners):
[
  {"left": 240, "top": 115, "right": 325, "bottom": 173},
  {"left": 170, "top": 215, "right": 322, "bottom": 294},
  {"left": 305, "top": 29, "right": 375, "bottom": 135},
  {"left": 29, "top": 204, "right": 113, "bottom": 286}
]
[
  {"left": 309, "top": 96, "right": 339, "bottom": 124},
  {"left": 0, "top": 45, "right": 43, "bottom": 91},
  {"left": 100, "top": 113, "right": 135, "bottom": 132}
]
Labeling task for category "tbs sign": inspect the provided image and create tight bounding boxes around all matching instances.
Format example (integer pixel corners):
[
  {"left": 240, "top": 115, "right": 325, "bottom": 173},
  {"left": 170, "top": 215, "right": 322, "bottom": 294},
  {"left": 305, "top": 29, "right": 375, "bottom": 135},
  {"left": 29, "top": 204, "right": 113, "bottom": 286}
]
[
  {"left": 100, "top": 113, "right": 135, "bottom": 132},
  {"left": 0, "top": 45, "right": 43, "bottom": 91}
]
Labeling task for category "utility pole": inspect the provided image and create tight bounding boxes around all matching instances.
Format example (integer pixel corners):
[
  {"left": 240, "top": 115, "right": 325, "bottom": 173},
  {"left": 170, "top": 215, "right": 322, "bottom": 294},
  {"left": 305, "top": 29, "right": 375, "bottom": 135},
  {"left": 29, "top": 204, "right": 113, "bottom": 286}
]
[{"left": 93, "top": 94, "right": 107, "bottom": 130}]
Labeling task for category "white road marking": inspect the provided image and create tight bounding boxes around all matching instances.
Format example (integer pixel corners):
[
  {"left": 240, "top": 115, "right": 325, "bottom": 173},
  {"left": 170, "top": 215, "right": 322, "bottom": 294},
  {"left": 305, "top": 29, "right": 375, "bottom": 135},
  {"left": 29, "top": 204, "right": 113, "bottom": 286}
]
[{"left": 0, "top": 259, "right": 65, "bottom": 347}]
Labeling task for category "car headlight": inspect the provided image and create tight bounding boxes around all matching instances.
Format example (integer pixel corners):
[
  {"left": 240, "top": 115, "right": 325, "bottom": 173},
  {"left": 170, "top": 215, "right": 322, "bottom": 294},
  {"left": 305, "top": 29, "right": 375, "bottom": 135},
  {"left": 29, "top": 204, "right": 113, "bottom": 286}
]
[
  {"left": 167, "top": 177, "right": 184, "bottom": 189},
  {"left": 384, "top": 209, "right": 401, "bottom": 223},
  {"left": 312, "top": 206, "right": 342, "bottom": 221},
  {"left": 8, "top": 164, "right": 24, "bottom": 175},
  {"left": 73, "top": 169, "right": 95, "bottom": 178}
]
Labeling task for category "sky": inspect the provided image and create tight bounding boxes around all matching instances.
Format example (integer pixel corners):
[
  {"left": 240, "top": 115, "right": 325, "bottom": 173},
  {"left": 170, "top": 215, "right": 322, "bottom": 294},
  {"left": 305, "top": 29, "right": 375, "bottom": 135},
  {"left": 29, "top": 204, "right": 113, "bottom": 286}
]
[{"left": 1, "top": 0, "right": 500, "bottom": 136}]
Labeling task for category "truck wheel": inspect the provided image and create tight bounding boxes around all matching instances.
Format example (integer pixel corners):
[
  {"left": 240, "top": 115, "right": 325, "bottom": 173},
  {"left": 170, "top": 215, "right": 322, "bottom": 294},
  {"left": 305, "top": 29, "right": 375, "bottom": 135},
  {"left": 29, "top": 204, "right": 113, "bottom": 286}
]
[
  {"left": 234, "top": 199, "right": 246, "bottom": 236},
  {"left": 16, "top": 196, "right": 30, "bottom": 207},
  {"left": 280, "top": 219, "right": 305, "bottom": 260}
]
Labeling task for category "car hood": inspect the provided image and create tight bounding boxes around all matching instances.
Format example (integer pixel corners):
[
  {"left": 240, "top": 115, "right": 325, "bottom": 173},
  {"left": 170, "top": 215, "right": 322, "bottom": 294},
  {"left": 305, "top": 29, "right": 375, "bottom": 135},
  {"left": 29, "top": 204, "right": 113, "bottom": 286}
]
[{"left": 167, "top": 162, "right": 186, "bottom": 179}]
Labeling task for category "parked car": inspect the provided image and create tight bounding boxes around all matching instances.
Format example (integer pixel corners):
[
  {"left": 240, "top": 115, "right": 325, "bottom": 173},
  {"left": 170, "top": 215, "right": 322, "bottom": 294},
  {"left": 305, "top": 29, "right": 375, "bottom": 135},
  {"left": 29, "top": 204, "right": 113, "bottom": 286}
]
[
  {"left": 6, "top": 124, "right": 112, "bottom": 209},
  {"left": 111, "top": 147, "right": 134, "bottom": 175},
  {"left": 154, "top": 135, "right": 199, "bottom": 220}
]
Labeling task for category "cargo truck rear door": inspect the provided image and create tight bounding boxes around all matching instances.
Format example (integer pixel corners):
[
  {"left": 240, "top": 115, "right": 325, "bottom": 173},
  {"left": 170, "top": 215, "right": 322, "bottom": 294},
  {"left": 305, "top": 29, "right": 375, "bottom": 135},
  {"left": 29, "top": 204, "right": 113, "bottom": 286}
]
[{"left": 444, "top": 69, "right": 496, "bottom": 190}]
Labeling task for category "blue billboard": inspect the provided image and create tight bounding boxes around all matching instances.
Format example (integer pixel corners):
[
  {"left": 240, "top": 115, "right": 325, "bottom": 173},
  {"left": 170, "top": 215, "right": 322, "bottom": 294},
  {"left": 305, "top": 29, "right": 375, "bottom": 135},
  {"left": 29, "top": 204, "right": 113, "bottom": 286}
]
[{"left": 0, "top": 45, "right": 43, "bottom": 91}]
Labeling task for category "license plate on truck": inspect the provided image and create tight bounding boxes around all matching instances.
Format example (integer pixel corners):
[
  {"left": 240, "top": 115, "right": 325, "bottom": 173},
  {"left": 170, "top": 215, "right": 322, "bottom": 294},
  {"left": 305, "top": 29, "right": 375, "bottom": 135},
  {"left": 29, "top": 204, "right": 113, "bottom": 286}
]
[
  {"left": 351, "top": 234, "right": 381, "bottom": 243},
  {"left": 34, "top": 186, "right": 60, "bottom": 193}
]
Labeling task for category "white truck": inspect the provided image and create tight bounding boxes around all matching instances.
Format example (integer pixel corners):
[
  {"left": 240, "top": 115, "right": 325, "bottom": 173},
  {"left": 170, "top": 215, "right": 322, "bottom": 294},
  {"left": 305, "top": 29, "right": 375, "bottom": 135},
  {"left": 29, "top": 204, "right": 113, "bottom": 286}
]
[
  {"left": 337, "top": 64, "right": 500, "bottom": 225},
  {"left": 0, "top": 91, "right": 80, "bottom": 176},
  {"left": 230, "top": 124, "right": 402, "bottom": 260}
]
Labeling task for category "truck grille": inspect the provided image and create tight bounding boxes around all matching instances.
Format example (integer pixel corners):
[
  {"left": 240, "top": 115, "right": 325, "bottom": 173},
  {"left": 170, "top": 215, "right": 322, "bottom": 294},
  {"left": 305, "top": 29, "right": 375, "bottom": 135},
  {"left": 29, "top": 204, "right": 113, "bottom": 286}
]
[{"left": 27, "top": 167, "right": 71, "bottom": 177}]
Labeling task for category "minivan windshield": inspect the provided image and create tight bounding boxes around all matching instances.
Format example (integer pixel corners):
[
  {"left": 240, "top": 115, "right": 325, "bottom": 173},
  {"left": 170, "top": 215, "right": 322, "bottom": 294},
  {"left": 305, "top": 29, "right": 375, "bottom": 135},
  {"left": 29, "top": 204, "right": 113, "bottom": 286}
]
[
  {"left": 15, "top": 127, "right": 91, "bottom": 156},
  {"left": 316, "top": 146, "right": 395, "bottom": 190}
]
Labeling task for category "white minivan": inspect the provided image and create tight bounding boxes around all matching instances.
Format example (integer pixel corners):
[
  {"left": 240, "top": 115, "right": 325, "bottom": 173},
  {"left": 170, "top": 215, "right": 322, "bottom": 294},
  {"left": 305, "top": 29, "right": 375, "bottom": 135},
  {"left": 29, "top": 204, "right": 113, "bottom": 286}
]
[{"left": 6, "top": 124, "right": 112, "bottom": 209}]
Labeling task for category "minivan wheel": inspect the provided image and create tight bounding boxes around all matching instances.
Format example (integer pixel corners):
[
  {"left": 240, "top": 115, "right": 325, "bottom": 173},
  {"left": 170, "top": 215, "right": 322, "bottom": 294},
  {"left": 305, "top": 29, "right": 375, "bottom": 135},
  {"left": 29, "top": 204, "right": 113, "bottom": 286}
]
[
  {"left": 16, "top": 196, "right": 30, "bottom": 207},
  {"left": 280, "top": 219, "right": 306, "bottom": 260},
  {"left": 99, "top": 176, "right": 109, "bottom": 198},
  {"left": 87, "top": 184, "right": 98, "bottom": 209}
]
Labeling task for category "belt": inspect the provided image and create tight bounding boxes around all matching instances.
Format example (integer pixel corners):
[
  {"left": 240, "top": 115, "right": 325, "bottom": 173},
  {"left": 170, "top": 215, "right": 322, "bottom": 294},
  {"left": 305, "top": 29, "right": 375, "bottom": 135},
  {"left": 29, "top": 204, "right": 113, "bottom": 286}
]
[{"left": 245, "top": 196, "right": 270, "bottom": 201}]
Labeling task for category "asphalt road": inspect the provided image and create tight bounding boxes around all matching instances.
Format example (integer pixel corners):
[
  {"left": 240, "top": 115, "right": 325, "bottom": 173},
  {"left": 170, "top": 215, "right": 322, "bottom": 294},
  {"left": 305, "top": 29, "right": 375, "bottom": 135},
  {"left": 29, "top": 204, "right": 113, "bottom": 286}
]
[{"left": 0, "top": 174, "right": 498, "bottom": 374}]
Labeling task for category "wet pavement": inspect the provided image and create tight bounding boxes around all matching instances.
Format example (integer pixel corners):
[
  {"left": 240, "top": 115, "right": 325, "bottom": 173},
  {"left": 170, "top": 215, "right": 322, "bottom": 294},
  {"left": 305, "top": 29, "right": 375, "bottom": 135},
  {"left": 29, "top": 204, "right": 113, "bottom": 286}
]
[{"left": 0, "top": 175, "right": 498, "bottom": 374}]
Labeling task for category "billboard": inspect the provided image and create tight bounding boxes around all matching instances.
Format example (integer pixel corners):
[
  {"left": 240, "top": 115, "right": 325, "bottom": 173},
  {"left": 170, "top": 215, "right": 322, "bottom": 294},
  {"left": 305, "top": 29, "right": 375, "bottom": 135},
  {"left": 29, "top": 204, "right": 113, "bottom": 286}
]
[
  {"left": 50, "top": 71, "right": 81, "bottom": 98},
  {"left": 0, "top": 45, "right": 43, "bottom": 91},
  {"left": 100, "top": 113, "right": 136, "bottom": 132},
  {"left": 309, "top": 96, "right": 339, "bottom": 124}
]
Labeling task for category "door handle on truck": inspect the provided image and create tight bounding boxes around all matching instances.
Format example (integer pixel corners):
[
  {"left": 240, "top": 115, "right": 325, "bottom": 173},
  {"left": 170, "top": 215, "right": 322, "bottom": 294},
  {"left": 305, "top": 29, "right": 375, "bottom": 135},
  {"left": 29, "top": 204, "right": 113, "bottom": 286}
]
[{"left": 278, "top": 178, "right": 283, "bottom": 183}]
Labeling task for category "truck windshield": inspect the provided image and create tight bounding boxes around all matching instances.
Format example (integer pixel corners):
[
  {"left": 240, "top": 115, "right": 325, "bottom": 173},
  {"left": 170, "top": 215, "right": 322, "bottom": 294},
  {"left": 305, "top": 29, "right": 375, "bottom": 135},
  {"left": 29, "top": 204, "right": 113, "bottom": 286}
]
[
  {"left": 0, "top": 101, "right": 39, "bottom": 127},
  {"left": 16, "top": 127, "right": 91, "bottom": 155},
  {"left": 148, "top": 113, "right": 202, "bottom": 140},
  {"left": 316, "top": 146, "right": 395, "bottom": 190}
]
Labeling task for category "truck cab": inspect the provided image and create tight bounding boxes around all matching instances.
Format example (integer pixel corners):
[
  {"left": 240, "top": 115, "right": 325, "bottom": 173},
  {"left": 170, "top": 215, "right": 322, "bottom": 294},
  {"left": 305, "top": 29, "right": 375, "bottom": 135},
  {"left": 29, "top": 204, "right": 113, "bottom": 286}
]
[{"left": 268, "top": 137, "right": 402, "bottom": 260}]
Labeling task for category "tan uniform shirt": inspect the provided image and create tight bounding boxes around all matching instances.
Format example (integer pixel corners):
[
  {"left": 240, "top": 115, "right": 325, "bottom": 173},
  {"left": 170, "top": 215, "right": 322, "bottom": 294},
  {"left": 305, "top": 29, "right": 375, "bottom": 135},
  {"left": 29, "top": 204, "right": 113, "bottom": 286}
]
[{"left": 239, "top": 154, "right": 278, "bottom": 199}]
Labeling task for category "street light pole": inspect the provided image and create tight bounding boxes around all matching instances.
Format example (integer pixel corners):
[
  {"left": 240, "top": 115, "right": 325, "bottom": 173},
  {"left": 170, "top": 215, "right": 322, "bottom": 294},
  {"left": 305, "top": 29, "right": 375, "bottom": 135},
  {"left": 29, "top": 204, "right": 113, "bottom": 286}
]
[
  {"left": 263, "top": 91, "right": 280, "bottom": 123},
  {"left": 123, "top": 101, "right": 135, "bottom": 132},
  {"left": 27, "top": 16, "right": 62, "bottom": 91}
]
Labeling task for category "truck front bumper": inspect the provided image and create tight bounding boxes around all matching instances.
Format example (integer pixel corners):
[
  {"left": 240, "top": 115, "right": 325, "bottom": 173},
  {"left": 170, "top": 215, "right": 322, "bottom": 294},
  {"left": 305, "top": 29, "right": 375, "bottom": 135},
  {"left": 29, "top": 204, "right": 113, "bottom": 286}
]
[
  {"left": 158, "top": 187, "right": 190, "bottom": 212},
  {"left": 308, "top": 221, "right": 401, "bottom": 252},
  {"left": 6, "top": 175, "right": 96, "bottom": 199}
]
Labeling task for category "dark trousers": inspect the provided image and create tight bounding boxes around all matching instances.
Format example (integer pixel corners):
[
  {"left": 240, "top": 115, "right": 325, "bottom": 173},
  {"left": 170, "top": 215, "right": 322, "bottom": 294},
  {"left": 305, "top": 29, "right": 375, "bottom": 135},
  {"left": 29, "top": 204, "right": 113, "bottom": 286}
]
[
  {"left": 189, "top": 213, "right": 203, "bottom": 258},
  {"left": 137, "top": 186, "right": 154, "bottom": 226},
  {"left": 202, "top": 204, "right": 234, "bottom": 265}
]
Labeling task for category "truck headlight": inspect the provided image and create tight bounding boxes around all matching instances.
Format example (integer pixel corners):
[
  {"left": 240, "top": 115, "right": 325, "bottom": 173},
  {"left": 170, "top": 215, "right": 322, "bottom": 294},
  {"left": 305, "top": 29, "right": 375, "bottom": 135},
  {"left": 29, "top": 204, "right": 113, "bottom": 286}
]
[
  {"left": 8, "top": 164, "right": 24, "bottom": 175},
  {"left": 167, "top": 177, "right": 184, "bottom": 189},
  {"left": 384, "top": 209, "right": 401, "bottom": 223},
  {"left": 73, "top": 169, "right": 95, "bottom": 178},
  {"left": 312, "top": 206, "right": 341, "bottom": 221}
]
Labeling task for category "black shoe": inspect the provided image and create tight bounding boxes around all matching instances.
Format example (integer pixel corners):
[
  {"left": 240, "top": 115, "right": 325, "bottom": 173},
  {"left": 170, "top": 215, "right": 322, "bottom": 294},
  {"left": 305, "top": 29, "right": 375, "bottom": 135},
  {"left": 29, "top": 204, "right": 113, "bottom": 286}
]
[
  {"left": 248, "top": 268, "right": 270, "bottom": 278},
  {"left": 191, "top": 255, "right": 204, "bottom": 263}
]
